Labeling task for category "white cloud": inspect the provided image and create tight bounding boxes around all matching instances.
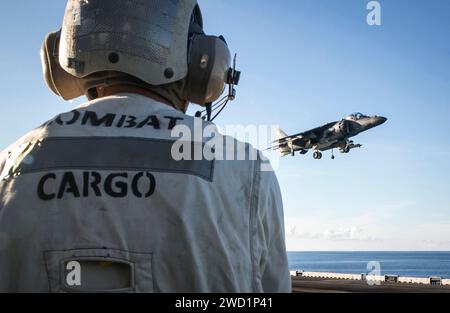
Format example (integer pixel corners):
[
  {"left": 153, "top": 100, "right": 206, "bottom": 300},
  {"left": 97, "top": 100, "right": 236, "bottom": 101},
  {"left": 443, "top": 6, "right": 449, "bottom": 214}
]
[
  {"left": 284, "top": 205, "right": 450, "bottom": 251},
  {"left": 323, "top": 226, "right": 367, "bottom": 241},
  {"left": 287, "top": 225, "right": 374, "bottom": 241}
]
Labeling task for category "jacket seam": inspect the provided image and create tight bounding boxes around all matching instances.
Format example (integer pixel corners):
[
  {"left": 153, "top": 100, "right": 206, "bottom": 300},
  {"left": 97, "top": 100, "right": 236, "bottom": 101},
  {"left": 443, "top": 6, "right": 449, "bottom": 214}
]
[{"left": 249, "top": 157, "right": 261, "bottom": 292}]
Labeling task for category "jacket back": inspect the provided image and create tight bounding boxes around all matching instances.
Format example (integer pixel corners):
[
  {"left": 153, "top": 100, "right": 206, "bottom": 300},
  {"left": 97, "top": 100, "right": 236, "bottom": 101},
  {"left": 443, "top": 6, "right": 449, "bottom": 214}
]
[{"left": 0, "top": 94, "right": 290, "bottom": 293}]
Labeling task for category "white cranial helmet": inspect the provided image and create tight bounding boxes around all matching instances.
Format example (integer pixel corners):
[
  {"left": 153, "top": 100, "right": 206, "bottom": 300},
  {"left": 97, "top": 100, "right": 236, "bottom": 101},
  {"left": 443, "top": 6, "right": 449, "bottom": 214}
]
[
  {"left": 59, "top": 0, "right": 197, "bottom": 85},
  {"left": 41, "top": 0, "right": 241, "bottom": 109}
]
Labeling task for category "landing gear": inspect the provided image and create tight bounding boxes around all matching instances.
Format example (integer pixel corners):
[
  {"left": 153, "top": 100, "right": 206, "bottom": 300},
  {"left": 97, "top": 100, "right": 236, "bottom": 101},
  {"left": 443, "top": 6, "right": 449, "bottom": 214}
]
[
  {"left": 341, "top": 140, "right": 353, "bottom": 154},
  {"left": 289, "top": 143, "right": 295, "bottom": 157},
  {"left": 313, "top": 151, "right": 322, "bottom": 160},
  {"left": 331, "top": 149, "right": 335, "bottom": 160}
]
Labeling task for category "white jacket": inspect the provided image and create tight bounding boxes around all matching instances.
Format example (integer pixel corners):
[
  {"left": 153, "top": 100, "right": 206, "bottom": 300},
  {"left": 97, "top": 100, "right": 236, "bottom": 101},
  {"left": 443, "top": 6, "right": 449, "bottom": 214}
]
[{"left": 0, "top": 94, "right": 291, "bottom": 293}]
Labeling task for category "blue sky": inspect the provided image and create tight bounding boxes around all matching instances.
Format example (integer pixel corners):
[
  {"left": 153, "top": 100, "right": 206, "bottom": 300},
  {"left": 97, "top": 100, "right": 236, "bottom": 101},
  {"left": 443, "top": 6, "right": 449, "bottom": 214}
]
[{"left": 1, "top": 1, "right": 449, "bottom": 250}]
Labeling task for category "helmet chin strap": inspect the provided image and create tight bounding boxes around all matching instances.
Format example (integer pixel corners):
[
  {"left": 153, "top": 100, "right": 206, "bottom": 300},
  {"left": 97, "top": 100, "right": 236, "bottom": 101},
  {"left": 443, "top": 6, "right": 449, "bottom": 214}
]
[
  {"left": 205, "top": 103, "right": 212, "bottom": 121},
  {"left": 195, "top": 95, "right": 229, "bottom": 122}
]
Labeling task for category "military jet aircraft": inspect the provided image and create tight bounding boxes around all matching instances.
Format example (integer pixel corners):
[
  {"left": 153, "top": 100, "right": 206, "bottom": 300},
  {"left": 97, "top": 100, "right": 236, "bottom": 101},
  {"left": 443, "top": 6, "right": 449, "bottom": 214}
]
[{"left": 272, "top": 113, "right": 387, "bottom": 160}]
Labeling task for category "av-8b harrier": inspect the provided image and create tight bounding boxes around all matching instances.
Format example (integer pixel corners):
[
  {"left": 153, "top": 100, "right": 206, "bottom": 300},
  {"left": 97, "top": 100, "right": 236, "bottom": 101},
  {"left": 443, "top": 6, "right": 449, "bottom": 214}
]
[{"left": 272, "top": 113, "right": 387, "bottom": 160}]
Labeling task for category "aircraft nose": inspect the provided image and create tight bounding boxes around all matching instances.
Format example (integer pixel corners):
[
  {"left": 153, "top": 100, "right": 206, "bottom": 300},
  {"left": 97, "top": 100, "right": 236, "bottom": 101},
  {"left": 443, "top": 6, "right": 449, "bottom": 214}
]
[
  {"left": 378, "top": 116, "right": 387, "bottom": 124},
  {"left": 373, "top": 116, "right": 387, "bottom": 126}
]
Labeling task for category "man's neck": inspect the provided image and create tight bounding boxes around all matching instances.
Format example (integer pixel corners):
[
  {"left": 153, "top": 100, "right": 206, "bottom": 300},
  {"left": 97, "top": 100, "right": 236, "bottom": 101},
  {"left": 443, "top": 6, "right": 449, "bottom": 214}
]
[{"left": 95, "top": 85, "right": 179, "bottom": 111}]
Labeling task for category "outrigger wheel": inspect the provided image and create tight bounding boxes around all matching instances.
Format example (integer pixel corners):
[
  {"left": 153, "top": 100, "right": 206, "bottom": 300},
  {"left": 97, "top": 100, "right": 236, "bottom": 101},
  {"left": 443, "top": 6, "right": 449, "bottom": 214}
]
[{"left": 313, "top": 151, "right": 322, "bottom": 160}]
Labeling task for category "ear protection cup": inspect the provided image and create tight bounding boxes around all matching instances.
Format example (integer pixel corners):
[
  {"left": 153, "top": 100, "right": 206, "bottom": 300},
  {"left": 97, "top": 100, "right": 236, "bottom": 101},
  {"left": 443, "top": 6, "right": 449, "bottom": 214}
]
[
  {"left": 185, "top": 35, "right": 231, "bottom": 106},
  {"left": 184, "top": 4, "right": 233, "bottom": 106},
  {"left": 40, "top": 31, "right": 84, "bottom": 100}
]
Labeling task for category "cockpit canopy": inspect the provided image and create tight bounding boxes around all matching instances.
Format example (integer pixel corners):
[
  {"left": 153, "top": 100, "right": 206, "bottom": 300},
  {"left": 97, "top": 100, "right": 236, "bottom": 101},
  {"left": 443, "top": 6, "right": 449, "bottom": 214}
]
[{"left": 345, "top": 112, "right": 368, "bottom": 121}]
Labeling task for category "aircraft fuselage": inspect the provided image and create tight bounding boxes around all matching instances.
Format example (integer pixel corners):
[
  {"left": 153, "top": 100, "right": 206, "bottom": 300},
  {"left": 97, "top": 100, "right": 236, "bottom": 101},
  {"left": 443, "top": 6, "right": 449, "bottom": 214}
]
[{"left": 275, "top": 113, "right": 387, "bottom": 159}]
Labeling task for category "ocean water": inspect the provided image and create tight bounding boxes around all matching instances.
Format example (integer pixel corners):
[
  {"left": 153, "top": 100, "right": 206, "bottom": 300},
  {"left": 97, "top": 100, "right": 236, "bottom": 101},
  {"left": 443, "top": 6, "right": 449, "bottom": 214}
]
[{"left": 288, "top": 251, "right": 450, "bottom": 278}]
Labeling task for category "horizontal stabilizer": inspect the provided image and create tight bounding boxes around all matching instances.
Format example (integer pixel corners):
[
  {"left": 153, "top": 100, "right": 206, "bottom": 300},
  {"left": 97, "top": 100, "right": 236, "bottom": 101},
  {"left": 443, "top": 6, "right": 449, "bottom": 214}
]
[{"left": 349, "top": 143, "right": 362, "bottom": 149}]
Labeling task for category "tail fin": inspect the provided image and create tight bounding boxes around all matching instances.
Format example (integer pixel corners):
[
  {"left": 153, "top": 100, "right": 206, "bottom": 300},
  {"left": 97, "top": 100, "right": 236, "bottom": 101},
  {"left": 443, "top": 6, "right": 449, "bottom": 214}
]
[
  {"left": 275, "top": 128, "right": 292, "bottom": 157},
  {"left": 276, "top": 128, "right": 289, "bottom": 141}
]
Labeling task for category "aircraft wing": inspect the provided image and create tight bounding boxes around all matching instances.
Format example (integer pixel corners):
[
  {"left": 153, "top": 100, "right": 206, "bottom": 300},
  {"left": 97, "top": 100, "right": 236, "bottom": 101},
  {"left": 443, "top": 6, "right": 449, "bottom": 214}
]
[{"left": 276, "top": 122, "right": 336, "bottom": 145}]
